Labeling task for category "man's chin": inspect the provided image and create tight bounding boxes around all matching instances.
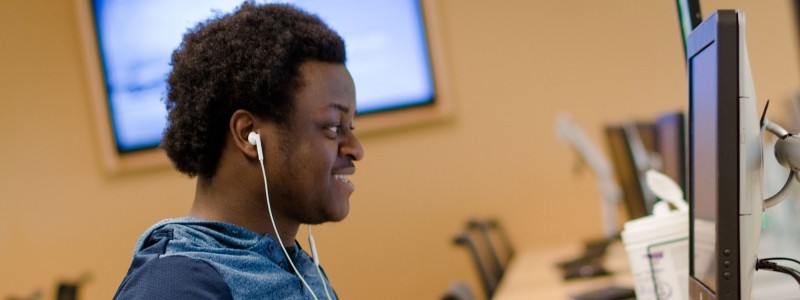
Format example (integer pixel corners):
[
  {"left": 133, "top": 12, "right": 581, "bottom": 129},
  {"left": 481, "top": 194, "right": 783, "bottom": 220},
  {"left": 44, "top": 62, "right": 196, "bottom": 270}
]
[
  {"left": 327, "top": 207, "right": 350, "bottom": 223},
  {"left": 310, "top": 202, "right": 349, "bottom": 224}
]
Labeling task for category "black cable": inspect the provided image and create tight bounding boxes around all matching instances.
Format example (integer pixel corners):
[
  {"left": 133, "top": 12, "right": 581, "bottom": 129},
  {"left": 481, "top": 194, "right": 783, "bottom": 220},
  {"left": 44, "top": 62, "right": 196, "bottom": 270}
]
[
  {"left": 756, "top": 258, "right": 800, "bottom": 290},
  {"left": 762, "top": 257, "right": 800, "bottom": 267},
  {"left": 761, "top": 257, "right": 800, "bottom": 281},
  {"left": 756, "top": 259, "right": 777, "bottom": 271},
  {"left": 774, "top": 265, "right": 800, "bottom": 286}
]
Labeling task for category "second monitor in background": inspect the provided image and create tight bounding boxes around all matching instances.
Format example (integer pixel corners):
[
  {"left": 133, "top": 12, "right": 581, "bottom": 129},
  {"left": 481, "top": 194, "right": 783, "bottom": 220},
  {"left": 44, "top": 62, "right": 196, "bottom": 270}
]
[
  {"left": 605, "top": 111, "right": 687, "bottom": 221},
  {"left": 655, "top": 112, "right": 687, "bottom": 193},
  {"left": 605, "top": 122, "right": 657, "bottom": 220}
]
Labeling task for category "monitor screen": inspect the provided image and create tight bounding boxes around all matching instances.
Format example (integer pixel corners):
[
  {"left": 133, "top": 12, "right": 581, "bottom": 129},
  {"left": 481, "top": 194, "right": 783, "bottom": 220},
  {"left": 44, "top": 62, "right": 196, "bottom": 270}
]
[
  {"left": 89, "top": 0, "right": 437, "bottom": 153},
  {"left": 690, "top": 37, "right": 722, "bottom": 291},
  {"left": 605, "top": 122, "right": 658, "bottom": 220},
  {"left": 688, "top": 10, "right": 763, "bottom": 300}
]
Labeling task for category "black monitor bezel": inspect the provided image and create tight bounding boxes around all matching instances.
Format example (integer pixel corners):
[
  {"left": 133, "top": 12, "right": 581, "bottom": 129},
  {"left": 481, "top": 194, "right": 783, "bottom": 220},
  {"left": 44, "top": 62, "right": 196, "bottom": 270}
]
[{"left": 687, "top": 9, "right": 741, "bottom": 299}]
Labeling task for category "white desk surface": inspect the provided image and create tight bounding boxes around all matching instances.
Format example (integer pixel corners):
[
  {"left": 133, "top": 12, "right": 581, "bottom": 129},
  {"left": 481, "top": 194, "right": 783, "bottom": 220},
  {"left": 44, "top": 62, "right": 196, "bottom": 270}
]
[
  {"left": 492, "top": 241, "right": 800, "bottom": 299},
  {"left": 492, "top": 242, "right": 633, "bottom": 300}
]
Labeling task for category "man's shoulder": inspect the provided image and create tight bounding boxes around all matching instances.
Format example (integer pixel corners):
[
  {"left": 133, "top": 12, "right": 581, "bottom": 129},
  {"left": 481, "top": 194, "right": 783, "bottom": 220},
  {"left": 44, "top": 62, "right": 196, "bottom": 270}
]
[
  {"left": 115, "top": 219, "right": 237, "bottom": 300},
  {"left": 114, "top": 255, "right": 233, "bottom": 300}
]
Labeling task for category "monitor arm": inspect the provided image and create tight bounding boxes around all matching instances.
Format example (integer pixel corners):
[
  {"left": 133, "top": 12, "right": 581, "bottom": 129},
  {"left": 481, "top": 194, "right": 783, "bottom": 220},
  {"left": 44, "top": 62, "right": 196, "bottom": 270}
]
[
  {"left": 554, "top": 112, "right": 622, "bottom": 239},
  {"left": 763, "top": 120, "right": 800, "bottom": 209}
]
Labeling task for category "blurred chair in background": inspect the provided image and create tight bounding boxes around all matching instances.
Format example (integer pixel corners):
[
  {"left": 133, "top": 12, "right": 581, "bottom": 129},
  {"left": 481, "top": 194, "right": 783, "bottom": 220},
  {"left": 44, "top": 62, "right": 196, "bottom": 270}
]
[
  {"left": 453, "top": 218, "right": 515, "bottom": 299},
  {"left": 468, "top": 218, "right": 515, "bottom": 274}
]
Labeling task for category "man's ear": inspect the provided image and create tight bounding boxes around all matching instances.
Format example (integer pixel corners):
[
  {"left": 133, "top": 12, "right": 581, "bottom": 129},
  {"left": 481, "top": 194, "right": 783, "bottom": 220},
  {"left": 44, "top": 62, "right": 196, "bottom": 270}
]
[{"left": 230, "top": 109, "right": 260, "bottom": 159}]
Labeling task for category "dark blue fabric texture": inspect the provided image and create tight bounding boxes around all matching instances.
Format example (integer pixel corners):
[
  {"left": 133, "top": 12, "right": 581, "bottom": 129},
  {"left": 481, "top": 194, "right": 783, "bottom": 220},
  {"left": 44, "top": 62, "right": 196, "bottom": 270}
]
[
  {"left": 113, "top": 218, "right": 337, "bottom": 300},
  {"left": 115, "top": 254, "right": 233, "bottom": 299}
]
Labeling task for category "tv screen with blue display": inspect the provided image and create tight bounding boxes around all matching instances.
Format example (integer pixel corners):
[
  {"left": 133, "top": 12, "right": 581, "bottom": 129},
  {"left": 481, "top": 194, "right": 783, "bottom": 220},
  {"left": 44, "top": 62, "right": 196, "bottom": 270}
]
[{"left": 90, "top": 0, "right": 437, "bottom": 152}]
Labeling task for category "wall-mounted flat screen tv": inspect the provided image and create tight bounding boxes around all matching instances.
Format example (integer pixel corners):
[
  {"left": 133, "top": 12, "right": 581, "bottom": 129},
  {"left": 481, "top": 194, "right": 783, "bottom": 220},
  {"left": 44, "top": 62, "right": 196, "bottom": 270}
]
[{"left": 74, "top": 0, "right": 450, "bottom": 172}]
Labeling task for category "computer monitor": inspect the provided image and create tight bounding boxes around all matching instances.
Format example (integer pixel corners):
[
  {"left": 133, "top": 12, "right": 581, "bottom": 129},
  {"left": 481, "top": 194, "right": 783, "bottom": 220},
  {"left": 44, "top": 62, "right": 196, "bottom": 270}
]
[
  {"left": 675, "top": 0, "right": 702, "bottom": 61},
  {"left": 687, "top": 10, "right": 764, "bottom": 300},
  {"left": 605, "top": 122, "right": 658, "bottom": 220},
  {"left": 655, "top": 111, "right": 686, "bottom": 192}
]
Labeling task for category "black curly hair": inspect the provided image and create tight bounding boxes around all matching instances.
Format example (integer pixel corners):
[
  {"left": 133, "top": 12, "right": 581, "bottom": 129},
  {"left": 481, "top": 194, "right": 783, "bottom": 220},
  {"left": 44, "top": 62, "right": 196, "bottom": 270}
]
[{"left": 162, "top": 2, "right": 346, "bottom": 179}]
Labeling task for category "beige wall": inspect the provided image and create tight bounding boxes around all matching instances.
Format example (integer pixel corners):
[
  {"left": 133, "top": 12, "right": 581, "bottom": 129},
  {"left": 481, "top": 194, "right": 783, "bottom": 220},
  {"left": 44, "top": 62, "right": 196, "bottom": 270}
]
[{"left": 1, "top": 0, "right": 798, "bottom": 299}]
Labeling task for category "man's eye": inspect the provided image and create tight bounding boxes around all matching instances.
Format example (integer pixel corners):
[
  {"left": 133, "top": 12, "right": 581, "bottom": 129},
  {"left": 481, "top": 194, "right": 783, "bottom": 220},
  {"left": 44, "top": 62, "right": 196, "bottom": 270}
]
[{"left": 327, "top": 125, "right": 340, "bottom": 134}]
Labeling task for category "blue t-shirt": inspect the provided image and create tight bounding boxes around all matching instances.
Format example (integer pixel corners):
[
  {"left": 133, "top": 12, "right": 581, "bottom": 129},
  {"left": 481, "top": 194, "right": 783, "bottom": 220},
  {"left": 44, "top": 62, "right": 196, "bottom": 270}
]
[{"left": 114, "top": 218, "right": 337, "bottom": 300}]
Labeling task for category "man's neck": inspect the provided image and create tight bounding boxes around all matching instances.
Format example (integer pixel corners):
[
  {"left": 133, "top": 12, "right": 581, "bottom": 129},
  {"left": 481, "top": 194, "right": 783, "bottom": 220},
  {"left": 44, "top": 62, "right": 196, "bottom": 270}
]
[{"left": 190, "top": 175, "right": 299, "bottom": 246}]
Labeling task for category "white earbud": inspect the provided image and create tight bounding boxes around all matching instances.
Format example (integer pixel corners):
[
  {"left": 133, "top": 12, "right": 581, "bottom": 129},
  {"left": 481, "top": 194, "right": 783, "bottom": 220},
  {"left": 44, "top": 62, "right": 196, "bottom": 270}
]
[{"left": 248, "top": 132, "right": 264, "bottom": 161}]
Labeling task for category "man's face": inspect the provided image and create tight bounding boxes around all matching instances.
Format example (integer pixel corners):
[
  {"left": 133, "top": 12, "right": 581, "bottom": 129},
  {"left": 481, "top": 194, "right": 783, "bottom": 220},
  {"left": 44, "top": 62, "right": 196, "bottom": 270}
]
[{"left": 265, "top": 61, "right": 364, "bottom": 225}]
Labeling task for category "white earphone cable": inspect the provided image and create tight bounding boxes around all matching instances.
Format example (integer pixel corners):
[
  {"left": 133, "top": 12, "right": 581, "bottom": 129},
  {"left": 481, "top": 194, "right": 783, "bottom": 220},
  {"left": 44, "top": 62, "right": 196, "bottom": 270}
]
[
  {"left": 258, "top": 159, "right": 319, "bottom": 300},
  {"left": 308, "top": 225, "right": 333, "bottom": 300}
]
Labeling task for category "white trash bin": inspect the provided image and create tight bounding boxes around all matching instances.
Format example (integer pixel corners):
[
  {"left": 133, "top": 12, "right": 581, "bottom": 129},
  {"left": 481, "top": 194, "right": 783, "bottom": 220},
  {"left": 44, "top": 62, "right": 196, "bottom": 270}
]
[{"left": 621, "top": 203, "right": 689, "bottom": 300}]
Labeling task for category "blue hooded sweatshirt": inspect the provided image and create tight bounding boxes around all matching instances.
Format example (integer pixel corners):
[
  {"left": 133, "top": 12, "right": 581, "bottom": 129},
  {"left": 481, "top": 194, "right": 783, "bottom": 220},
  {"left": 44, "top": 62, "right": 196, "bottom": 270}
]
[{"left": 114, "top": 218, "right": 337, "bottom": 299}]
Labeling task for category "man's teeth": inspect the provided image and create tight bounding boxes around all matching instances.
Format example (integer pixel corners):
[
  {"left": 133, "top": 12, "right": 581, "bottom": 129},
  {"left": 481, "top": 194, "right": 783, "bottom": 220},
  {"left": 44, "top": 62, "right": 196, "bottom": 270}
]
[{"left": 334, "top": 174, "right": 349, "bottom": 182}]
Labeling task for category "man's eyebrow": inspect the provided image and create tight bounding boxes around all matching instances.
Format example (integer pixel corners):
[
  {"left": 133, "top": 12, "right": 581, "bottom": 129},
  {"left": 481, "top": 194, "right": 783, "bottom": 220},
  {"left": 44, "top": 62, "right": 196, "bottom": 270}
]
[{"left": 328, "top": 103, "right": 352, "bottom": 114}]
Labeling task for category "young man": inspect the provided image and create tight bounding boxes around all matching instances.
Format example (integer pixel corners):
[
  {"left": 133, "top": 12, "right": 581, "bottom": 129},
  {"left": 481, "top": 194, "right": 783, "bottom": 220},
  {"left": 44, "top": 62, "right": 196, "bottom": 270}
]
[{"left": 114, "top": 3, "right": 364, "bottom": 299}]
